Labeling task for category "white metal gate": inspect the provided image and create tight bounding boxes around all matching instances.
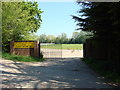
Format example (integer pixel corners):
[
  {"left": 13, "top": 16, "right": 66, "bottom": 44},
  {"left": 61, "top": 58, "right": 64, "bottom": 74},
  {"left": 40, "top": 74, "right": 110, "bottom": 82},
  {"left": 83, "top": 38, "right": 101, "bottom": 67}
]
[{"left": 40, "top": 43, "right": 62, "bottom": 58}]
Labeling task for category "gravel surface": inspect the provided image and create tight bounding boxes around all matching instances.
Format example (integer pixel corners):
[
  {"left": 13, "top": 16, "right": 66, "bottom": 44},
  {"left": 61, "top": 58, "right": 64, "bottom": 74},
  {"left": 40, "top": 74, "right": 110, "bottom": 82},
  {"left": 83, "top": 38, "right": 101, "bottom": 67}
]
[{"left": 0, "top": 58, "right": 112, "bottom": 88}]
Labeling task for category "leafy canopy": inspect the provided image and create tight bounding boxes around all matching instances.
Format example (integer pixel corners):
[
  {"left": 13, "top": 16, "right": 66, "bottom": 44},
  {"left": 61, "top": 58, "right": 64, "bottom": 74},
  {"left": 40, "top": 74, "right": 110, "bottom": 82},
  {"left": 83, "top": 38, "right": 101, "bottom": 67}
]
[
  {"left": 72, "top": 2, "right": 120, "bottom": 43},
  {"left": 2, "top": 1, "right": 43, "bottom": 52}
]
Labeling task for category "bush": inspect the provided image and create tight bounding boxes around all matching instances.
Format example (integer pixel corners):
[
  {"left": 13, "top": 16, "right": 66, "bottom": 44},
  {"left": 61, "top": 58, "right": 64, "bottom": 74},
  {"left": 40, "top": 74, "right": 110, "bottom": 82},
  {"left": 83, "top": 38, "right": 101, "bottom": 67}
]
[
  {"left": 82, "top": 58, "right": 120, "bottom": 84},
  {"left": 2, "top": 52, "right": 44, "bottom": 62}
]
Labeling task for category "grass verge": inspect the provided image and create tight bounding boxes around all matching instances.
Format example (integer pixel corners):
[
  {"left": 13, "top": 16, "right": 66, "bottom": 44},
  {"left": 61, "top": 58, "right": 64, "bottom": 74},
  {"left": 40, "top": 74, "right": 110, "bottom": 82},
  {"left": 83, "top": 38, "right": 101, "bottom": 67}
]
[
  {"left": 2, "top": 52, "right": 44, "bottom": 62},
  {"left": 82, "top": 58, "right": 120, "bottom": 85}
]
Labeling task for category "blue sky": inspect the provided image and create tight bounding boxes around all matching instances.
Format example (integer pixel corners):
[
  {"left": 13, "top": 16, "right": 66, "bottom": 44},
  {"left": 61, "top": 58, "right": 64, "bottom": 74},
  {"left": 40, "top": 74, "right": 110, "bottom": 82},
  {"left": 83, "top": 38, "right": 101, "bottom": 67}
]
[{"left": 36, "top": 2, "right": 81, "bottom": 38}]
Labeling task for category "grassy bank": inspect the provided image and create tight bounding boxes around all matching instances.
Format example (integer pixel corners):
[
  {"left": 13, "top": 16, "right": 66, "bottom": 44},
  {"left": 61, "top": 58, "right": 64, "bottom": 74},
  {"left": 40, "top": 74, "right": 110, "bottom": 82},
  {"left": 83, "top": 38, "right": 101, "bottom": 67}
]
[
  {"left": 2, "top": 52, "right": 44, "bottom": 62},
  {"left": 82, "top": 58, "right": 120, "bottom": 85},
  {"left": 41, "top": 44, "right": 83, "bottom": 50}
]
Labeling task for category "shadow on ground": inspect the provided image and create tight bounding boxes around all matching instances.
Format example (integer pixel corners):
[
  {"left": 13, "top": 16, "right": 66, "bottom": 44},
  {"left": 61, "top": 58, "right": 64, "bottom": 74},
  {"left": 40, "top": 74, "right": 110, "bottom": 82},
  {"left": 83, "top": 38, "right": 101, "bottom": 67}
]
[{"left": 1, "top": 58, "right": 112, "bottom": 88}]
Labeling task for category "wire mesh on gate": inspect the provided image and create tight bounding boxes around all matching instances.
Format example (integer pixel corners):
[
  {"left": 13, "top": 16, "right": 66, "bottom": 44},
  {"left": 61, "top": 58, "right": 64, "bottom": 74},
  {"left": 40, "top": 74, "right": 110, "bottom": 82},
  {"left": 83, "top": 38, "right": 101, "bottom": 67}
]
[{"left": 40, "top": 43, "right": 62, "bottom": 58}]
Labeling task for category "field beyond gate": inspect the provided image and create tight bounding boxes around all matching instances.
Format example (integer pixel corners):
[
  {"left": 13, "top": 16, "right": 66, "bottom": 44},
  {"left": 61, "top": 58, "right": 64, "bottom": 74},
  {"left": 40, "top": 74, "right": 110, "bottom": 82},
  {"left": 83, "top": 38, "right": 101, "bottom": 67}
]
[{"left": 41, "top": 44, "right": 83, "bottom": 58}]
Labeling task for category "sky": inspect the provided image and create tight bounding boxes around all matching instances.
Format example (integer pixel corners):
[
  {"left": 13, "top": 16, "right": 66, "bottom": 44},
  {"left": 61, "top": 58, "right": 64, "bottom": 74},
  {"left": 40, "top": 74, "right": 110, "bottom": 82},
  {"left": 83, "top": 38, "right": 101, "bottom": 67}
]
[{"left": 36, "top": 2, "right": 81, "bottom": 38}]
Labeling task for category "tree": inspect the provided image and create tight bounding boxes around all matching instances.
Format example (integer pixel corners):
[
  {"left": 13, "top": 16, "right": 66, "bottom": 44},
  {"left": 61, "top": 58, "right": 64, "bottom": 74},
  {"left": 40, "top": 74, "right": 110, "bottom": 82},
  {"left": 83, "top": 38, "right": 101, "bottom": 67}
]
[
  {"left": 72, "top": 32, "right": 79, "bottom": 39},
  {"left": 2, "top": 1, "right": 43, "bottom": 52},
  {"left": 54, "top": 33, "right": 69, "bottom": 44},
  {"left": 60, "top": 33, "right": 68, "bottom": 44},
  {"left": 71, "top": 31, "right": 92, "bottom": 44},
  {"left": 47, "top": 35, "right": 56, "bottom": 43},
  {"left": 25, "top": 34, "right": 40, "bottom": 40},
  {"left": 54, "top": 35, "right": 61, "bottom": 44},
  {"left": 72, "top": 2, "right": 120, "bottom": 44},
  {"left": 72, "top": 2, "right": 120, "bottom": 71},
  {"left": 39, "top": 34, "right": 47, "bottom": 43}
]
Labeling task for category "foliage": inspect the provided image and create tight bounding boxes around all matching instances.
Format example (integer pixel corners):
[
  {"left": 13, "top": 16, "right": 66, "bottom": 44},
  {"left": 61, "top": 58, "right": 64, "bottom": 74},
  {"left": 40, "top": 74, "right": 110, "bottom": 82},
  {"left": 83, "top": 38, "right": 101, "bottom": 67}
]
[
  {"left": 73, "top": 2, "right": 120, "bottom": 84},
  {"left": 72, "top": 2, "right": 120, "bottom": 44},
  {"left": 70, "top": 31, "right": 93, "bottom": 44},
  {"left": 82, "top": 58, "right": 120, "bottom": 84},
  {"left": 55, "top": 33, "right": 69, "bottom": 44},
  {"left": 39, "top": 31, "right": 90, "bottom": 44},
  {"left": 2, "top": 52, "right": 44, "bottom": 62},
  {"left": 2, "top": 1, "right": 43, "bottom": 52},
  {"left": 39, "top": 34, "right": 56, "bottom": 43},
  {"left": 73, "top": 2, "right": 120, "bottom": 67},
  {"left": 25, "top": 34, "right": 40, "bottom": 40}
]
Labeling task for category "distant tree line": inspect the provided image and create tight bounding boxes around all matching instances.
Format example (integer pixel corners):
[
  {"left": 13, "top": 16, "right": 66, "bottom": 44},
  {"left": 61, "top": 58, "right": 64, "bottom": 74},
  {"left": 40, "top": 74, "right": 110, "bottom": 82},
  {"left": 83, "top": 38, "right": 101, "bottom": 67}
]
[{"left": 38, "top": 31, "right": 92, "bottom": 44}]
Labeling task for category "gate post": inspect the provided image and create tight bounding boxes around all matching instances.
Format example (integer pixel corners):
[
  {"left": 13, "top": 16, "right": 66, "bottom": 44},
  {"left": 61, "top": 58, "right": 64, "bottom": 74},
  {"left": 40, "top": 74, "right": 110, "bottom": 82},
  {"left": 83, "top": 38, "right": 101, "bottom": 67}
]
[
  {"left": 10, "top": 41, "right": 14, "bottom": 54},
  {"left": 83, "top": 42, "right": 86, "bottom": 58},
  {"left": 34, "top": 41, "right": 40, "bottom": 58}
]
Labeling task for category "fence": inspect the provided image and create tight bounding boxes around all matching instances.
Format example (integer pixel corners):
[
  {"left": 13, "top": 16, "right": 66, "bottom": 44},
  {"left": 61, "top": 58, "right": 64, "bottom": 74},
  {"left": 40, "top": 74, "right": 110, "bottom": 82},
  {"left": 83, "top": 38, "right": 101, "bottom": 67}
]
[
  {"left": 40, "top": 43, "right": 83, "bottom": 58},
  {"left": 83, "top": 39, "right": 108, "bottom": 60},
  {"left": 83, "top": 39, "right": 120, "bottom": 70},
  {"left": 40, "top": 43, "right": 62, "bottom": 58},
  {"left": 10, "top": 41, "right": 40, "bottom": 58},
  {"left": 10, "top": 42, "right": 83, "bottom": 59}
]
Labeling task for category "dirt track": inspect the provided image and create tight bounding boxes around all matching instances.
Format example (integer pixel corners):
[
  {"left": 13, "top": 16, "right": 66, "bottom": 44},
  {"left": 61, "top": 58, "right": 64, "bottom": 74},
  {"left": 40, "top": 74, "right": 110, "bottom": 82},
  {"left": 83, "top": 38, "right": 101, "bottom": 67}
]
[{"left": 0, "top": 58, "right": 112, "bottom": 88}]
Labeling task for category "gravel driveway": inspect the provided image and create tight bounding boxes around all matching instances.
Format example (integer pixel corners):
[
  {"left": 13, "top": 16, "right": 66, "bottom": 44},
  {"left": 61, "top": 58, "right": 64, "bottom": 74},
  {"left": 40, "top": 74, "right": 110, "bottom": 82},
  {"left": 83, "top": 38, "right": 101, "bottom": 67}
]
[{"left": 0, "top": 58, "right": 112, "bottom": 88}]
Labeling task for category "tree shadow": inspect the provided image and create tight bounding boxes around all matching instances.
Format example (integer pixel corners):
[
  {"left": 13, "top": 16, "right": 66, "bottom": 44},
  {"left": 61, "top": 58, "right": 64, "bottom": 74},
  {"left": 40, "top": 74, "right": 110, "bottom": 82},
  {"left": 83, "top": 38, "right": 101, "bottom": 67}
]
[{"left": 1, "top": 58, "right": 112, "bottom": 88}]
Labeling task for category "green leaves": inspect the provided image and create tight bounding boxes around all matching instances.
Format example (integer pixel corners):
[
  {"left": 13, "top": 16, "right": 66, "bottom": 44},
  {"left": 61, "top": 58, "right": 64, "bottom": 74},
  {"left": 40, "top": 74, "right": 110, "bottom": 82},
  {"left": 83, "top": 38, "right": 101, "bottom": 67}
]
[
  {"left": 2, "top": 1, "right": 43, "bottom": 52},
  {"left": 71, "top": 31, "right": 92, "bottom": 44},
  {"left": 73, "top": 2, "right": 120, "bottom": 43}
]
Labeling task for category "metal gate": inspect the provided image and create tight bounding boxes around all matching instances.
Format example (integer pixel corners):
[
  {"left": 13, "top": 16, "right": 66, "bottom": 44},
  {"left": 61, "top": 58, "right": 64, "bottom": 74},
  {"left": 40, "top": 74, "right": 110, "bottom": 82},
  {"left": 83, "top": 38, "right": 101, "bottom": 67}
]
[{"left": 40, "top": 43, "right": 62, "bottom": 58}]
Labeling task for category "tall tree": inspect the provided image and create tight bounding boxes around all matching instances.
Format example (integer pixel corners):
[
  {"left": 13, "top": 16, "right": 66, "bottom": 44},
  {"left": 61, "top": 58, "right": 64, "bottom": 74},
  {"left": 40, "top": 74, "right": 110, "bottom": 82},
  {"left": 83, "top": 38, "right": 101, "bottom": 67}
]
[
  {"left": 72, "top": 32, "right": 79, "bottom": 39},
  {"left": 72, "top": 2, "right": 120, "bottom": 44},
  {"left": 71, "top": 31, "right": 92, "bottom": 44},
  {"left": 72, "top": 2, "right": 120, "bottom": 70},
  {"left": 39, "top": 34, "right": 47, "bottom": 43},
  {"left": 2, "top": 1, "right": 43, "bottom": 52},
  {"left": 60, "top": 33, "right": 68, "bottom": 44}
]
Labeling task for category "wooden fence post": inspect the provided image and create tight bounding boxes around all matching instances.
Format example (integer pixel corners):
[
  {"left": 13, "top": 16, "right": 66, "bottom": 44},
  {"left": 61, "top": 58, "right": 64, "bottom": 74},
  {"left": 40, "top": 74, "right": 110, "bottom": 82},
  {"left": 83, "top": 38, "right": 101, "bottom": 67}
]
[
  {"left": 34, "top": 41, "right": 40, "bottom": 58},
  {"left": 10, "top": 41, "right": 14, "bottom": 54}
]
